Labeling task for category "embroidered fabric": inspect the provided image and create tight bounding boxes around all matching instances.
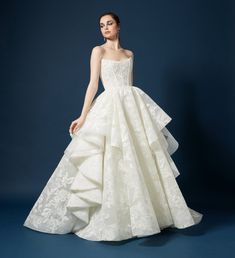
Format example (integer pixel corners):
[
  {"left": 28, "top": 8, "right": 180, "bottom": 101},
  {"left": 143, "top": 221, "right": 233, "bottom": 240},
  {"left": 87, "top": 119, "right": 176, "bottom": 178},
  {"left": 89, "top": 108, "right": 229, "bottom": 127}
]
[{"left": 23, "top": 56, "right": 203, "bottom": 241}]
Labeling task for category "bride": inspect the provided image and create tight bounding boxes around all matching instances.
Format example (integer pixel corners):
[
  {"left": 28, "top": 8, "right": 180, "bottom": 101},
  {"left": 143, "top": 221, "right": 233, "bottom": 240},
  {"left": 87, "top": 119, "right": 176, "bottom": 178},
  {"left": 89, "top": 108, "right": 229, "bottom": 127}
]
[
  {"left": 23, "top": 11, "right": 203, "bottom": 241},
  {"left": 69, "top": 15, "right": 134, "bottom": 136}
]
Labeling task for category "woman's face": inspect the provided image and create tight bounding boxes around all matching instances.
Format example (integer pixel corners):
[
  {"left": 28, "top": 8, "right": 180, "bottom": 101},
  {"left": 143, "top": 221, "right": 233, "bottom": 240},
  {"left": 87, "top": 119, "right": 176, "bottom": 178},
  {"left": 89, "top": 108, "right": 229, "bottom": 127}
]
[{"left": 100, "top": 15, "right": 119, "bottom": 40}]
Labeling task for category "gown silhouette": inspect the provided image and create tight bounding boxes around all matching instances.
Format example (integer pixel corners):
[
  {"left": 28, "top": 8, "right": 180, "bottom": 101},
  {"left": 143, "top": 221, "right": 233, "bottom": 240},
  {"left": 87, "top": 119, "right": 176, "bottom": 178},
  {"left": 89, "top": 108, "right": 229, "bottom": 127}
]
[{"left": 23, "top": 55, "right": 203, "bottom": 241}]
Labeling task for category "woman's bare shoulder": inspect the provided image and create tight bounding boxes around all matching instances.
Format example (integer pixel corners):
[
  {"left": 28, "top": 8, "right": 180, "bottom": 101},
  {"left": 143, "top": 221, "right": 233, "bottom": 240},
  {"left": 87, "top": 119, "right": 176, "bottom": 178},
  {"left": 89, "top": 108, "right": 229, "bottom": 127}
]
[
  {"left": 89, "top": 46, "right": 105, "bottom": 62},
  {"left": 91, "top": 45, "right": 104, "bottom": 55},
  {"left": 123, "top": 48, "right": 134, "bottom": 58},
  {"left": 91, "top": 45, "right": 134, "bottom": 58}
]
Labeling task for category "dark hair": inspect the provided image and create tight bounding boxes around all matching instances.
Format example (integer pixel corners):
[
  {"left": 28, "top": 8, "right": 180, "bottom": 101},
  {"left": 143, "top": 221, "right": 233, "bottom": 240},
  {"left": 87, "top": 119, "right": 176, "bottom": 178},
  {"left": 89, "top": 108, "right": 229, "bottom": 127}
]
[{"left": 99, "top": 11, "right": 120, "bottom": 41}]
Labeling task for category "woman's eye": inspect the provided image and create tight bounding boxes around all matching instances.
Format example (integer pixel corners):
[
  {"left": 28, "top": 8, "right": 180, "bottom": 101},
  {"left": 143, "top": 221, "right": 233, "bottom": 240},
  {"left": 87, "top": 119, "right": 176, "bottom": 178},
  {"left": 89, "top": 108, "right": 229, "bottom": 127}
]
[{"left": 100, "top": 21, "right": 113, "bottom": 28}]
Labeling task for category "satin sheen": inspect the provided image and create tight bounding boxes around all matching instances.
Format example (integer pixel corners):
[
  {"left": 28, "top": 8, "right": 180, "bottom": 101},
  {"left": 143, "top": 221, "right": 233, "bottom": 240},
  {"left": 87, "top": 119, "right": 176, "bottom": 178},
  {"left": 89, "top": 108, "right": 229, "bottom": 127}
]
[{"left": 23, "top": 56, "right": 203, "bottom": 241}]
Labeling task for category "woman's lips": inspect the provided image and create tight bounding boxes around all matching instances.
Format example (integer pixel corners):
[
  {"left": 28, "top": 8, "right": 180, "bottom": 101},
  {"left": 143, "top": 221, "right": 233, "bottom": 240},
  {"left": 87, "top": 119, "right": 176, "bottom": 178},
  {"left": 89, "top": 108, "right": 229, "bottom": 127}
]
[{"left": 105, "top": 31, "right": 110, "bottom": 34}]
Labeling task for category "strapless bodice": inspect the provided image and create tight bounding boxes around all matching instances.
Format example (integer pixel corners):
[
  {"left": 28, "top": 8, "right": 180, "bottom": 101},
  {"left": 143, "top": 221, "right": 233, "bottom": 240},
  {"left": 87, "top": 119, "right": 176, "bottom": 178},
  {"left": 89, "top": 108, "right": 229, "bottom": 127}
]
[{"left": 100, "top": 57, "right": 133, "bottom": 90}]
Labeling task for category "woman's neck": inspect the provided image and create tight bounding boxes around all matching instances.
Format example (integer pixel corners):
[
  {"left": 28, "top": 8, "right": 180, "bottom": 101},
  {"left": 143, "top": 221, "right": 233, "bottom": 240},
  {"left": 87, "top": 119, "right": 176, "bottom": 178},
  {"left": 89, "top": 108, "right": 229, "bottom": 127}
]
[{"left": 104, "top": 40, "right": 122, "bottom": 51}]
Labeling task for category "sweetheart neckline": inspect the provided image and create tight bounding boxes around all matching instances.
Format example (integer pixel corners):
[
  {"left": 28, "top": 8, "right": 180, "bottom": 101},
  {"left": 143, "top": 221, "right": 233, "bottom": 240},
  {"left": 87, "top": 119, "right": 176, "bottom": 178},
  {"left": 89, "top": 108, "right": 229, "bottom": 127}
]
[{"left": 101, "top": 56, "right": 132, "bottom": 62}]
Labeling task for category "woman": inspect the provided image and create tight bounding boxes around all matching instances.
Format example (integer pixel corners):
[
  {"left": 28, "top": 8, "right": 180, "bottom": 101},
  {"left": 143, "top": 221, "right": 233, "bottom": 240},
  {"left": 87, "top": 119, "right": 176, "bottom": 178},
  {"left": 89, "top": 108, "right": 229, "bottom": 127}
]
[{"left": 23, "top": 11, "right": 203, "bottom": 241}]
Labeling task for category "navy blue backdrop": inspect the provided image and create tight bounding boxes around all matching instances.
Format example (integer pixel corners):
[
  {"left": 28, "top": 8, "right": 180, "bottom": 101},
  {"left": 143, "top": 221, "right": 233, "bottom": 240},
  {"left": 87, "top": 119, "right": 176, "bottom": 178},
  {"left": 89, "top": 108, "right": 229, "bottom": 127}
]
[{"left": 1, "top": 0, "right": 234, "bottom": 211}]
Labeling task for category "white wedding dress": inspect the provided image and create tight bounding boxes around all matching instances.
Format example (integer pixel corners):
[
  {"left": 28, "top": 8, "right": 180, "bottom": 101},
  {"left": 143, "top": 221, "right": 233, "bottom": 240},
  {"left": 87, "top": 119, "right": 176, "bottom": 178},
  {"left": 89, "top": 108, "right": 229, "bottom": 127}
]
[{"left": 23, "top": 55, "right": 203, "bottom": 241}]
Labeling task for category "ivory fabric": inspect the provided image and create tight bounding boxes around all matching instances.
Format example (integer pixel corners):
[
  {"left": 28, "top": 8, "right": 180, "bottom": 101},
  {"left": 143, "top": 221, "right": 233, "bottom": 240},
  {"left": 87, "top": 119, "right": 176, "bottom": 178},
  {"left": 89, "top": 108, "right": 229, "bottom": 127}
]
[{"left": 23, "top": 56, "right": 203, "bottom": 241}]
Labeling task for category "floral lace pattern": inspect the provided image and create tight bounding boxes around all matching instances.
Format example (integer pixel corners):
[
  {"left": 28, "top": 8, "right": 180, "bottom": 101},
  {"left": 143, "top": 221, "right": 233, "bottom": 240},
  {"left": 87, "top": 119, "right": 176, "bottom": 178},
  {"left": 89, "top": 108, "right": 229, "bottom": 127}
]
[{"left": 23, "top": 56, "right": 203, "bottom": 241}]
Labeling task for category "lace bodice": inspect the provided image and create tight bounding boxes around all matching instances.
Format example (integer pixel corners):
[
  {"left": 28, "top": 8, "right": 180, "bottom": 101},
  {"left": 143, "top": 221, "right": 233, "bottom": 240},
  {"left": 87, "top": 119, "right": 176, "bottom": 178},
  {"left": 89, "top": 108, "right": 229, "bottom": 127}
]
[{"left": 100, "top": 57, "right": 133, "bottom": 90}]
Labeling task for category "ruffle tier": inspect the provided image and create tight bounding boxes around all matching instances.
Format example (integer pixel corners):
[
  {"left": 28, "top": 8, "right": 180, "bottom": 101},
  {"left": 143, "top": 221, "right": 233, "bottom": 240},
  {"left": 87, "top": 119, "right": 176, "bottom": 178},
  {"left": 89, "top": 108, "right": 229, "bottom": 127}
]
[
  {"left": 23, "top": 85, "right": 203, "bottom": 241},
  {"left": 63, "top": 85, "right": 203, "bottom": 240}
]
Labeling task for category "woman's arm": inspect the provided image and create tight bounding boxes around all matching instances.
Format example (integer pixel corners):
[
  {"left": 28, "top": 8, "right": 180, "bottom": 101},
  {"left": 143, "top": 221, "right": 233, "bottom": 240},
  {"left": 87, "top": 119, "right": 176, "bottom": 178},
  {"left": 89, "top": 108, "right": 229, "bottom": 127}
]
[
  {"left": 131, "top": 52, "right": 134, "bottom": 85},
  {"left": 69, "top": 46, "right": 102, "bottom": 135},
  {"left": 80, "top": 46, "right": 102, "bottom": 118}
]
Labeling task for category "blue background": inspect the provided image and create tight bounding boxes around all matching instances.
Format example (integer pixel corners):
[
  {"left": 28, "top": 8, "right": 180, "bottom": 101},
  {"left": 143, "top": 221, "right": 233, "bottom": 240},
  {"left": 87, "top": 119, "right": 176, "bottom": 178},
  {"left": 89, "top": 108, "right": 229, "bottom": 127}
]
[{"left": 1, "top": 0, "right": 234, "bottom": 257}]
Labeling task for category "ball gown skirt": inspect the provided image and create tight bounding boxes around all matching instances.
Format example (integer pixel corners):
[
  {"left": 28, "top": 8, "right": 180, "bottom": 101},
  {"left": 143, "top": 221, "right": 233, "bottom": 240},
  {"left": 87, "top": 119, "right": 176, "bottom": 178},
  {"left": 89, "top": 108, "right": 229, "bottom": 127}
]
[{"left": 23, "top": 56, "right": 203, "bottom": 241}]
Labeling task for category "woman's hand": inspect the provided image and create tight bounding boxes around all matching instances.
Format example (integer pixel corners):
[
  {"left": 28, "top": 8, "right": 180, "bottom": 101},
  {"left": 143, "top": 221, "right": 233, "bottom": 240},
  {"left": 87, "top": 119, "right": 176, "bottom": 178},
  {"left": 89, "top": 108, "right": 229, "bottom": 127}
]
[{"left": 69, "top": 115, "right": 86, "bottom": 135}]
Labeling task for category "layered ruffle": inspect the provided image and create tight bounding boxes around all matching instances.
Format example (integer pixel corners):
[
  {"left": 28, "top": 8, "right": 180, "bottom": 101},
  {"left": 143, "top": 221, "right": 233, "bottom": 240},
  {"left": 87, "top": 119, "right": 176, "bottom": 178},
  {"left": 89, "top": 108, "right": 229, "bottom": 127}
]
[
  {"left": 23, "top": 85, "right": 202, "bottom": 240},
  {"left": 64, "top": 132, "right": 105, "bottom": 232},
  {"left": 63, "top": 86, "right": 202, "bottom": 239}
]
